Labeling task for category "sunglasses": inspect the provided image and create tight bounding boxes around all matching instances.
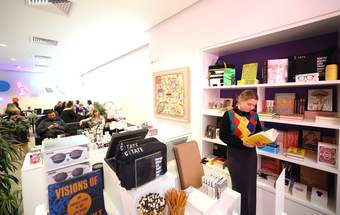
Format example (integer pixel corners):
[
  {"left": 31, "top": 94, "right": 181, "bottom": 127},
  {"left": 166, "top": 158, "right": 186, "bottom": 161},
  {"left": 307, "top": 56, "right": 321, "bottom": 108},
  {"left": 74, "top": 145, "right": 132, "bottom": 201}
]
[
  {"left": 50, "top": 150, "right": 83, "bottom": 164},
  {"left": 296, "top": 73, "right": 319, "bottom": 82},
  {"left": 52, "top": 167, "right": 84, "bottom": 183}
]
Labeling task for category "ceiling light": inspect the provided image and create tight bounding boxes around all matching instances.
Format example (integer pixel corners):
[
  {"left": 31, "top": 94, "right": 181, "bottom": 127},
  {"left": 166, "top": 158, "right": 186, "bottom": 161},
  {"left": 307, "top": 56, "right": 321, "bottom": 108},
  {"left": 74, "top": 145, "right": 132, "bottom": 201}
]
[
  {"left": 0, "top": 43, "right": 7, "bottom": 47},
  {"left": 16, "top": 65, "right": 21, "bottom": 69},
  {"left": 10, "top": 58, "right": 16, "bottom": 61}
]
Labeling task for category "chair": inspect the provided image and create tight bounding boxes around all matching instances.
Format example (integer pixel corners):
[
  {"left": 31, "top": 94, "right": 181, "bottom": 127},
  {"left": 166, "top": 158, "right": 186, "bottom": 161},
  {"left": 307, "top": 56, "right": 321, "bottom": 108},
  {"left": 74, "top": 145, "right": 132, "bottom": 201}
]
[
  {"left": 34, "top": 108, "right": 42, "bottom": 115},
  {"left": 173, "top": 140, "right": 204, "bottom": 189},
  {"left": 65, "top": 122, "right": 81, "bottom": 136}
]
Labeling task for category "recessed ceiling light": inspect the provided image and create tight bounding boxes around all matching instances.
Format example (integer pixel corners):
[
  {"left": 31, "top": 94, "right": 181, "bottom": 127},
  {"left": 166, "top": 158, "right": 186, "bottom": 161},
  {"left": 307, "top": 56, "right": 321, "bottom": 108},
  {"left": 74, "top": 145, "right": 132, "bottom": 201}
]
[
  {"left": 10, "top": 58, "right": 16, "bottom": 61},
  {"left": 0, "top": 43, "right": 7, "bottom": 47}
]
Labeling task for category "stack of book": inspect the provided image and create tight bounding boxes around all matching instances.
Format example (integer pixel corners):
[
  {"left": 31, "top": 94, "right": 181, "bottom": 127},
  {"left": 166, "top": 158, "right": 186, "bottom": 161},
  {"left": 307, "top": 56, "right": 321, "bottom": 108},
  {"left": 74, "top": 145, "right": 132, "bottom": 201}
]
[
  {"left": 279, "top": 114, "right": 304, "bottom": 121},
  {"left": 286, "top": 146, "right": 305, "bottom": 160},
  {"left": 257, "top": 143, "right": 280, "bottom": 154},
  {"left": 258, "top": 112, "right": 278, "bottom": 119},
  {"left": 315, "top": 114, "right": 340, "bottom": 124}
]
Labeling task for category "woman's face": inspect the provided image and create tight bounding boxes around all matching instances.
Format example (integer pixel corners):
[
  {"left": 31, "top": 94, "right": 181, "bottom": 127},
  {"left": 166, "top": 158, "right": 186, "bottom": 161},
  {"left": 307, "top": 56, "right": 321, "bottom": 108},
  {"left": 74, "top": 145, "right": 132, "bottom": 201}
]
[
  {"left": 238, "top": 99, "right": 258, "bottom": 112},
  {"left": 93, "top": 110, "right": 100, "bottom": 117}
]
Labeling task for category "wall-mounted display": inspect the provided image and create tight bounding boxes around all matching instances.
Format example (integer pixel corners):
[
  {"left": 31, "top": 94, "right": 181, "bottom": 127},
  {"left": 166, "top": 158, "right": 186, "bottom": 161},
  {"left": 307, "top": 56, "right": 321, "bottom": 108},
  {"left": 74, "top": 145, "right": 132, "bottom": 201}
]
[
  {"left": 0, "top": 80, "right": 10, "bottom": 92},
  {"left": 154, "top": 67, "right": 190, "bottom": 123}
]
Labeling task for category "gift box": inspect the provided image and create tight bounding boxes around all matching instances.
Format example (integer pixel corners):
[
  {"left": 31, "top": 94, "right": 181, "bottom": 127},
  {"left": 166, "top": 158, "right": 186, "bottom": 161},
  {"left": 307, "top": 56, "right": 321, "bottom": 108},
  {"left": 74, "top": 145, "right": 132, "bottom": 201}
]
[
  {"left": 42, "top": 135, "right": 89, "bottom": 170},
  {"left": 317, "top": 142, "right": 337, "bottom": 167},
  {"left": 46, "top": 161, "right": 91, "bottom": 185},
  {"left": 292, "top": 182, "right": 307, "bottom": 200}
]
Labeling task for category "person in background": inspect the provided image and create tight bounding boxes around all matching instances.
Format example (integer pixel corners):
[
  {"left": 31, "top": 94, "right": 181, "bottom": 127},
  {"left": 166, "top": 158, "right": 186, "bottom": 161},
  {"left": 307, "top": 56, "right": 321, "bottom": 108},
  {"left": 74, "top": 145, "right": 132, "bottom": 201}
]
[
  {"left": 219, "top": 90, "right": 264, "bottom": 215},
  {"left": 75, "top": 100, "right": 80, "bottom": 108},
  {"left": 86, "top": 100, "right": 94, "bottom": 116},
  {"left": 12, "top": 97, "right": 22, "bottom": 113},
  {"left": 36, "top": 110, "right": 66, "bottom": 139},
  {"left": 4, "top": 103, "right": 24, "bottom": 121},
  {"left": 76, "top": 102, "right": 87, "bottom": 117},
  {"left": 54, "top": 101, "right": 63, "bottom": 116},
  {"left": 79, "top": 109, "right": 105, "bottom": 134},
  {"left": 60, "top": 100, "right": 79, "bottom": 123}
]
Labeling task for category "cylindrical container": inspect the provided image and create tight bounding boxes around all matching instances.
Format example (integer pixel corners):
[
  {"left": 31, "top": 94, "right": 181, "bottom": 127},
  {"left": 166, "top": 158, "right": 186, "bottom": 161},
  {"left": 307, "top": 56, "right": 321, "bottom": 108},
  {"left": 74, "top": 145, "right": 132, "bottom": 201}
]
[
  {"left": 325, "top": 64, "right": 338, "bottom": 80},
  {"left": 92, "top": 162, "right": 104, "bottom": 189}
]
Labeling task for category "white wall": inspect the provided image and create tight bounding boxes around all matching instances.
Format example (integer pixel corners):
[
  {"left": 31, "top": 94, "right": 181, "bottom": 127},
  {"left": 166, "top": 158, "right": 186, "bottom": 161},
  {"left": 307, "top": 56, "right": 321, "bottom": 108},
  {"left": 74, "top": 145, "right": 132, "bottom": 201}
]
[
  {"left": 148, "top": 0, "right": 340, "bottom": 147},
  {"left": 81, "top": 45, "right": 153, "bottom": 125}
]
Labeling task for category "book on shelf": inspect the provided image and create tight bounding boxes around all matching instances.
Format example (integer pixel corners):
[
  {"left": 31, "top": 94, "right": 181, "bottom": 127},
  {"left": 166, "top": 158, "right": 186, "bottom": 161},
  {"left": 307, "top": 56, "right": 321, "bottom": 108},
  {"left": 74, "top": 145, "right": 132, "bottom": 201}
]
[
  {"left": 275, "top": 93, "right": 296, "bottom": 115},
  {"left": 317, "top": 142, "right": 337, "bottom": 167},
  {"left": 238, "top": 62, "right": 258, "bottom": 85},
  {"left": 258, "top": 112, "right": 278, "bottom": 119},
  {"left": 302, "top": 129, "right": 320, "bottom": 151},
  {"left": 307, "top": 89, "right": 333, "bottom": 111},
  {"left": 242, "top": 128, "right": 279, "bottom": 146},
  {"left": 315, "top": 114, "right": 340, "bottom": 124},
  {"left": 286, "top": 147, "right": 305, "bottom": 160},
  {"left": 282, "top": 130, "right": 299, "bottom": 149},
  {"left": 279, "top": 114, "right": 304, "bottom": 121},
  {"left": 260, "top": 156, "right": 281, "bottom": 175},
  {"left": 267, "top": 58, "right": 288, "bottom": 84},
  {"left": 257, "top": 143, "right": 280, "bottom": 154}
]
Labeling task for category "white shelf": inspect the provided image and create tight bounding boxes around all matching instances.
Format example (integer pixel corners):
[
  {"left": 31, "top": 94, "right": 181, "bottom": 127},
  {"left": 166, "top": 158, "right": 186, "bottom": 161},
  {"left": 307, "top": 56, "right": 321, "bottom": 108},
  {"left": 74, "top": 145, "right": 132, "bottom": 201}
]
[
  {"left": 203, "top": 111, "right": 223, "bottom": 117},
  {"left": 257, "top": 149, "right": 338, "bottom": 174},
  {"left": 257, "top": 180, "right": 336, "bottom": 215},
  {"left": 260, "top": 117, "right": 340, "bottom": 130},
  {"left": 202, "top": 137, "right": 227, "bottom": 146},
  {"left": 203, "top": 80, "right": 340, "bottom": 90}
]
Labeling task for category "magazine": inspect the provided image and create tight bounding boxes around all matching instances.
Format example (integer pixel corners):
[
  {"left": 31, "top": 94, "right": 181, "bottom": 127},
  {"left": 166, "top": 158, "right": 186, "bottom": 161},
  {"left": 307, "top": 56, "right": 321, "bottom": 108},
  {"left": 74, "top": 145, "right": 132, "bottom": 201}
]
[{"left": 242, "top": 128, "right": 279, "bottom": 145}]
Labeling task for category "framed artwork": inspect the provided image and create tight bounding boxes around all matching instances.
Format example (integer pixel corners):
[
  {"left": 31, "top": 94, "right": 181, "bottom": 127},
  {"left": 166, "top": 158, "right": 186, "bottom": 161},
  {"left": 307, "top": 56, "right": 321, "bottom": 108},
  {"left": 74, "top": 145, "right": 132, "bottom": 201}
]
[
  {"left": 274, "top": 93, "right": 295, "bottom": 115},
  {"left": 308, "top": 89, "right": 333, "bottom": 111},
  {"left": 154, "top": 67, "right": 190, "bottom": 123}
]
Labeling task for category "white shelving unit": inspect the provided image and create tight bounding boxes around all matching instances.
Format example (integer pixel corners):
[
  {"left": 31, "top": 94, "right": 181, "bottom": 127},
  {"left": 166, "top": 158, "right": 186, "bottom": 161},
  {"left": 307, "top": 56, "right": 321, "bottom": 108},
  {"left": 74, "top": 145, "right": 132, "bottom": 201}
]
[{"left": 201, "top": 13, "right": 340, "bottom": 215}]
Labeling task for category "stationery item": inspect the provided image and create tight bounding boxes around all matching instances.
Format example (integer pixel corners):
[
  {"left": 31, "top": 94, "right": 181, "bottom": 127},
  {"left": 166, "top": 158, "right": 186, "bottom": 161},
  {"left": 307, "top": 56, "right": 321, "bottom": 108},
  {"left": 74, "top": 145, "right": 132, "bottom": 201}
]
[
  {"left": 257, "top": 144, "right": 280, "bottom": 154},
  {"left": 242, "top": 128, "right": 279, "bottom": 146},
  {"left": 295, "top": 73, "right": 319, "bottom": 83},
  {"left": 325, "top": 64, "right": 338, "bottom": 80},
  {"left": 223, "top": 68, "right": 236, "bottom": 85},
  {"left": 317, "top": 142, "right": 337, "bottom": 167},
  {"left": 165, "top": 188, "right": 188, "bottom": 215},
  {"left": 275, "top": 93, "right": 296, "bottom": 115},
  {"left": 48, "top": 171, "right": 106, "bottom": 215},
  {"left": 267, "top": 59, "right": 289, "bottom": 83},
  {"left": 238, "top": 62, "right": 258, "bottom": 85},
  {"left": 286, "top": 147, "right": 305, "bottom": 160},
  {"left": 307, "top": 89, "right": 333, "bottom": 111},
  {"left": 311, "top": 187, "right": 328, "bottom": 207}
]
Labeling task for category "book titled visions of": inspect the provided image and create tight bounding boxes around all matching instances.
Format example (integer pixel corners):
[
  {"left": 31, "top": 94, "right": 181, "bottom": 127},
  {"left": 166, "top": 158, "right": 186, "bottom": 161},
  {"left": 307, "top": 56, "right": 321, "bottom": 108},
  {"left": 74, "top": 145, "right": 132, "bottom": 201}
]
[{"left": 242, "top": 128, "right": 279, "bottom": 146}]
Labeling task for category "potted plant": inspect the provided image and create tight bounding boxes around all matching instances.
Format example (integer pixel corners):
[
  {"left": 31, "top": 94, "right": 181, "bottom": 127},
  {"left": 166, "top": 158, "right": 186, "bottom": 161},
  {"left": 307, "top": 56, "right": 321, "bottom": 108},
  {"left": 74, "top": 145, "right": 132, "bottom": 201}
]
[{"left": 0, "top": 119, "right": 25, "bottom": 215}]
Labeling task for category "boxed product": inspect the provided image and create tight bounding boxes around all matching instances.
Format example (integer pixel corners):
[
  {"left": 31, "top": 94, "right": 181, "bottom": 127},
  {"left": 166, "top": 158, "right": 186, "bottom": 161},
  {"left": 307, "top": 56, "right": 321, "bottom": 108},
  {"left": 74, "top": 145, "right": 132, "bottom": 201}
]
[
  {"left": 42, "top": 135, "right": 89, "bottom": 170},
  {"left": 46, "top": 161, "right": 91, "bottom": 185},
  {"left": 311, "top": 187, "right": 328, "bottom": 208},
  {"left": 292, "top": 182, "right": 307, "bottom": 200}
]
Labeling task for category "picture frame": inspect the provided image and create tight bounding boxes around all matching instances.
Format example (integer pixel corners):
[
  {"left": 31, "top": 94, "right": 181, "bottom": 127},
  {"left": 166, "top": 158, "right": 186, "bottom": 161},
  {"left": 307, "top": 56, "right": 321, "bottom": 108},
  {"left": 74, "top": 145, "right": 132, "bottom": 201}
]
[
  {"left": 153, "top": 67, "right": 190, "bottom": 123},
  {"left": 307, "top": 89, "right": 333, "bottom": 111}
]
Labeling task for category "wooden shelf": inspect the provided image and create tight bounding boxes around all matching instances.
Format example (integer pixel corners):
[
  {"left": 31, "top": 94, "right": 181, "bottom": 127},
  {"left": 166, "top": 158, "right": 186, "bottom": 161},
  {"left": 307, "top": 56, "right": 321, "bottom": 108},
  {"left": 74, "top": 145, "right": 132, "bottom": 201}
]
[
  {"left": 257, "top": 180, "right": 336, "bottom": 215},
  {"left": 257, "top": 149, "right": 338, "bottom": 174},
  {"left": 260, "top": 117, "right": 340, "bottom": 130},
  {"left": 203, "top": 80, "right": 340, "bottom": 90}
]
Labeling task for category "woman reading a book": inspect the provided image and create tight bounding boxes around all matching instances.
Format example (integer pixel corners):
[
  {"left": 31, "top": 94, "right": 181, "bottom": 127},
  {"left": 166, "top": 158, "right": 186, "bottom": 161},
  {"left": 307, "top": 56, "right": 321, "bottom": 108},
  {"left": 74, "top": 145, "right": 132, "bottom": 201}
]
[{"left": 219, "top": 89, "right": 264, "bottom": 215}]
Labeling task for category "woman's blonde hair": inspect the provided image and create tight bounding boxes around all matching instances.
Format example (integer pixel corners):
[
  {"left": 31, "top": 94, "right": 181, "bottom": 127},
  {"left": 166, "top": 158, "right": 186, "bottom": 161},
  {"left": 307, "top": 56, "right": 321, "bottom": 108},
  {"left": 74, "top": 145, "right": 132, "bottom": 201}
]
[
  {"left": 238, "top": 90, "right": 258, "bottom": 102},
  {"left": 5, "top": 103, "right": 20, "bottom": 115}
]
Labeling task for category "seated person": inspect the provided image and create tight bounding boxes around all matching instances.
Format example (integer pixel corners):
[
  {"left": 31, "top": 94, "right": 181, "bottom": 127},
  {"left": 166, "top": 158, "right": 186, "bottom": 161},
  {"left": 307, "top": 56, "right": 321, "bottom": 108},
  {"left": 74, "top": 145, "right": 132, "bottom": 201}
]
[
  {"left": 60, "top": 101, "right": 79, "bottom": 123},
  {"left": 36, "top": 110, "right": 66, "bottom": 139},
  {"left": 79, "top": 109, "right": 105, "bottom": 134},
  {"left": 75, "top": 102, "right": 87, "bottom": 117}
]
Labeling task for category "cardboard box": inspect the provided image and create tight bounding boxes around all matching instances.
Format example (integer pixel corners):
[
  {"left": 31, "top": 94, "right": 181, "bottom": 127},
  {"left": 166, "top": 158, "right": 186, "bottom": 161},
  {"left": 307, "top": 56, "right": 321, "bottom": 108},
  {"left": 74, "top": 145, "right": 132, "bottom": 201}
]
[
  {"left": 311, "top": 187, "right": 328, "bottom": 208},
  {"left": 292, "top": 182, "right": 307, "bottom": 200},
  {"left": 46, "top": 161, "right": 91, "bottom": 185},
  {"left": 42, "top": 135, "right": 89, "bottom": 170}
]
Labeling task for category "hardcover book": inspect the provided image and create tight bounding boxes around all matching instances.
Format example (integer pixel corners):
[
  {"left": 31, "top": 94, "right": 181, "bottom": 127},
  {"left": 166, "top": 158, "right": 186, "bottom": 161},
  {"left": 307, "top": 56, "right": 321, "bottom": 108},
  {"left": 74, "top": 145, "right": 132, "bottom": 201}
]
[
  {"left": 302, "top": 130, "right": 321, "bottom": 151},
  {"left": 317, "top": 142, "right": 337, "bottom": 167},
  {"left": 275, "top": 93, "right": 296, "bottom": 115},
  {"left": 307, "top": 89, "right": 333, "bottom": 111},
  {"left": 286, "top": 147, "right": 305, "bottom": 160},
  {"left": 48, "top": 171, "right": 106, "bottom": 215},
  {"left": 267, "top": 58, "right": 288, "bottom": 84}
]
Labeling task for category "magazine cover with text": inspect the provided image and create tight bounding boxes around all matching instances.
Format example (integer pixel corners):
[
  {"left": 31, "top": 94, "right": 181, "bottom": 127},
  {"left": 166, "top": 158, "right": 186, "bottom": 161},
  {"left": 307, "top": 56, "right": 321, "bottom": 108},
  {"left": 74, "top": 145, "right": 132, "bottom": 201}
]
[{"left": 48, "top": 171, "right": 107, "bottom": 215}]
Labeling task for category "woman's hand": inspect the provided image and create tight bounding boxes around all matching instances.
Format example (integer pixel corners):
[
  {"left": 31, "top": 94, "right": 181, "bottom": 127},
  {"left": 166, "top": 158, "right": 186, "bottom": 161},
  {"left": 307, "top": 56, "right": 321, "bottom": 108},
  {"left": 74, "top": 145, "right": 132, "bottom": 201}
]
[
  {"left": 243, "top": 142, "right": 255, "bottom": 148},
  {"left": 254, "top": 140, "right": 266, "bottom": 148}
]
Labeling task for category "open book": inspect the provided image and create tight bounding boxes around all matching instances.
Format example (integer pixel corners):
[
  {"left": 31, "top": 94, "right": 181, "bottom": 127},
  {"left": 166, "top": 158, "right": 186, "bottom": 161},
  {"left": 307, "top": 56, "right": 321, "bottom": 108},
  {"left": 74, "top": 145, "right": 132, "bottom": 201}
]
[{"left": 242, "top": 128, "right": 279, "bottom": 145}]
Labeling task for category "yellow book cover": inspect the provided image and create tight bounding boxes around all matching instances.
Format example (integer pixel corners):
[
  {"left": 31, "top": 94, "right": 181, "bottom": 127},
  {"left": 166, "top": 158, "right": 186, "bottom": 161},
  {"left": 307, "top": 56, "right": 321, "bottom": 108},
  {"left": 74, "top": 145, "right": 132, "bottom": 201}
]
[
  {"left": 287, "top": 147, "right": 305, "bottom": 158},
  {"left": 242, "top": 128, "right": 278, "bottom": 145}
]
